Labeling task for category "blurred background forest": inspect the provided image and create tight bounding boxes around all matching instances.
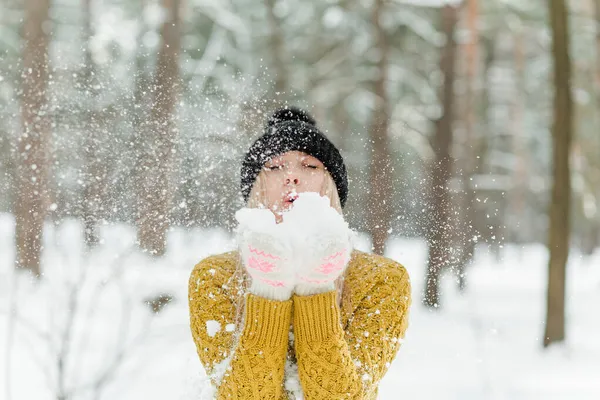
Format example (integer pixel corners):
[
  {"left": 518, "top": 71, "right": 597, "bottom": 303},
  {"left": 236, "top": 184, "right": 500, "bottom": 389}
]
[
  {"left": 2, "top": 0, "right": 599, "bottom": 301},
  {"left": 1, "top": 0, "right": 600, "bottom": 398}
]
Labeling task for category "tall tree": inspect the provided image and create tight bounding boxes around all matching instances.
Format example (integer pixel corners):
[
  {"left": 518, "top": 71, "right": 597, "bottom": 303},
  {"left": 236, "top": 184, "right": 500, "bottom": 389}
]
[
  {"left": 595, "top": 0, "right": 600, "bottom": 146},
  {"left": 81, "top": 0, "right": 106, "bottom": 248},
  {"left": 509, "top": 26, "right": 528, "bottom": 246},
  {"left": 592, "top": 0, "right": 600, "bottom": 252},
  {"left": 455, "top": 0, "right": 480, "bottom": 290},
  {"left": 132, "top": 0, "right": 151, "bottom": 224},
  {"left": 543, "top": 0, "right": 573, "bottom": 347},
  {"left": 15, "top": 0, "right": 52, "bottom": 276},
  {"left": 136, "top": 0, "right": 181, "bottom": 255},
  {"left": 596, "top": 0, "right": 600, "bottom": 96},
  {"left": 367, "top": 0, "right": 392, "bottom": 256},
  {"left": 423, "top": 4, "right": 459, "bottom": 308}
]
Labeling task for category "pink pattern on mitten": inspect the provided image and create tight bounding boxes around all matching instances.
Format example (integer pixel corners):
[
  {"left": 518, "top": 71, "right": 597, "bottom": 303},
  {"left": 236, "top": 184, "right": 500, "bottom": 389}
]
[
  {"left": 246, "top": 245, "right": 281, "bottom": 273},
  {"left": 236, "top": 211, "right": 294, "bottom": 300},
  {"left": 296, "top": 248, "right": 349, "bottom": 287},
  {"left": 248, "top": 246, "right": 281, "bottom": 260},
  {"left": 248, "top": 256, "right": 277, "bottom": 273},
  {"left": 316, "top": 250, "right": 347, "bottom": 275},
  {"left": 259, "top": 277, "right": 287, "bottom": 287},
  {"left": 298, "top": 276, "right": 333, "bottom": 285}
]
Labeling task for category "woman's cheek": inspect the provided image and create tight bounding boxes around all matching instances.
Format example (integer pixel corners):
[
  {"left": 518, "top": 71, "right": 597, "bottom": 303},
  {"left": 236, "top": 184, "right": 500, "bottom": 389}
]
[{"left": 309, "top": 174, "right": 325, "bottom": 192}]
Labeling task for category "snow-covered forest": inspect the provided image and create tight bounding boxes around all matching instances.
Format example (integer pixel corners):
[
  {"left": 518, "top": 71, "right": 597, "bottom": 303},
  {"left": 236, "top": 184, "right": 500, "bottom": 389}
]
[{"left": 1, "top": 0, "right": 599, "bottom": 399}]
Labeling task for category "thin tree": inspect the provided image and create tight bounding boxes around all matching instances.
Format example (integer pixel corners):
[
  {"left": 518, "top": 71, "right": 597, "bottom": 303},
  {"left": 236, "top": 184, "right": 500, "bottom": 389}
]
[
  {"left": 132, "top": 0, "right": 151, "bottom": 226},
  {"left": 367, "top": 0, "right": 393, "bottom": 256},
  {"left": 596, "top": 0, "right": 600, "bottom": 96},
  {"left": 543, "top": 0, "right": 573, "bottom": 347},
  {"left": 592, "top": 0, "right": 600, "bottom": 252},
  {"left": 133, "top": 0, "right": 150, "bottom": 138},
  {"left": 136, "top": 0, "right": 181, "bottom": 255},
  {"left": 455, "top": 0, "right": 480, "bottom": 290},
  {"left": 509, "top": 26, "right": 528, "bottom": 246},
  {"left": 15, "top": 0, "right": 52, "bottom": 277},
  {"left": 423, "top": 4, "right": 459, "bottom": 308},
  {"left": 81, "top": 0, "right": 107, "bottom": 248}
]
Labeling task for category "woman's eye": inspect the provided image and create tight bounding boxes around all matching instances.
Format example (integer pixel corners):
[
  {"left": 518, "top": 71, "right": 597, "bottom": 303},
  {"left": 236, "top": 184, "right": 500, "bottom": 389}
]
[
  {"left": 304, "top": 164, "right": 318, "bottom": 169},
  {"left": 265, "top": 165, "right": 282, "bottom": 171}
]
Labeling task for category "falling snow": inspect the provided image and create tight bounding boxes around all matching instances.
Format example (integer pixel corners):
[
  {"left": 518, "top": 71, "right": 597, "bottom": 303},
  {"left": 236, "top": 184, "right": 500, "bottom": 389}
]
[{"left": 1, "top": 0, "right": 599, "bottom": 399}]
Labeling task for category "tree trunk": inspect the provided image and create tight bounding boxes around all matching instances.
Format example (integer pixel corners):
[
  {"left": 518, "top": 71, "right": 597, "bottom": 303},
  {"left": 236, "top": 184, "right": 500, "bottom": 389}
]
[
  {"left": 509, "top": 27, "right": 528, "bottom": 246},
  {"left": 133, "top": 0, "right": 150, "bottom": 217},
  {"left": 544, "top": 0, "right": 573, "bottom": 347},
  {"left": 367, "top": 0, "right": 392, "bottom": 256},
  {"left": 133, "top": 0, "right": 149, "bottom": 136},
  {"left": 596, "top": 0, "right": 600, "bottom": 96},
  {"left": 474, "top": 35, "right": 494, "bottom": 251},
  {"left": 15, "top": 0, "right": 52, "bottom": 277},
  {"left": 136, "top": 0, "right": 181, "bottom": 256},
  {"left": 82, "top": 0, "right": 106, "bottom": 248},
  {"left": 455, "top": 0, "right": 479, "bottom": 291},
  {"left": 423, "top": 4, "right": 459, "bottom": 308},
  {"left": 594, "top": 0, "right": 600, "bottom": 254}
]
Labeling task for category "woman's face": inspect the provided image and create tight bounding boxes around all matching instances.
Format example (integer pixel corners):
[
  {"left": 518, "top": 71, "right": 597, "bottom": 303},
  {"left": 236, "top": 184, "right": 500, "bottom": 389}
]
[{"left": 262, "top": 150, "right": 326, "bottom": 217}]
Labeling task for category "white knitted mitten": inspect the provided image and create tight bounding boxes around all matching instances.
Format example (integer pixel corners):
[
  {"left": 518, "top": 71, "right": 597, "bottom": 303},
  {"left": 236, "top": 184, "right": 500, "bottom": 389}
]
[
  {"left": 285, "top": 193, "right": 353, "bottom": 296},
  {"left": 235, "top": 208, "right": 295, "bottom": 301}
]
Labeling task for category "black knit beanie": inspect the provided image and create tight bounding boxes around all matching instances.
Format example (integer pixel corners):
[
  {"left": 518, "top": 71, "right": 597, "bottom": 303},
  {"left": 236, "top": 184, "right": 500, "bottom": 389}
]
[{"left": 240, "top": 106, "right": 348, "bottom": 207}]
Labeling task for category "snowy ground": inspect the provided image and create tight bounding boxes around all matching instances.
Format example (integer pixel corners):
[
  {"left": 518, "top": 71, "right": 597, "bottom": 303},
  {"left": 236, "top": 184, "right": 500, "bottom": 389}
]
[{"left": 1, "top": 212, "right": 599, "bottom": 400}]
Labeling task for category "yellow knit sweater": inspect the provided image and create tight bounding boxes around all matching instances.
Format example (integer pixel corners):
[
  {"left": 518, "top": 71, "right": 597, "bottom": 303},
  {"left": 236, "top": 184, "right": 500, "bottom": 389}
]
[{"left": 188, "top": 250, "right": 411, "bottom": 399}]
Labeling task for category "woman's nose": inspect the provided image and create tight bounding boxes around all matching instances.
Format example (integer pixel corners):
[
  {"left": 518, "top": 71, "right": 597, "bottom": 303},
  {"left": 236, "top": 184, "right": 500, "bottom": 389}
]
[{"left": 285, "top": 176, "right": 299, "bottom": 185}]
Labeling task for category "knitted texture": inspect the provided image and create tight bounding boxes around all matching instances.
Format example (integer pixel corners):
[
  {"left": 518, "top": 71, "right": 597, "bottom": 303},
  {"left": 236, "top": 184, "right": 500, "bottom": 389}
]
[{"left": 188, "top": 250, "right": 411, "bottom": 399}]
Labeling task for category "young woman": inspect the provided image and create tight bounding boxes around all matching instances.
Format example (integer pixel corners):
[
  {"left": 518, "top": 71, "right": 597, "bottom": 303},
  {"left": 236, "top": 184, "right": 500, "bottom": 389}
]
[{"left": 188, "top": 107, "right": 411, "bottom": 399}]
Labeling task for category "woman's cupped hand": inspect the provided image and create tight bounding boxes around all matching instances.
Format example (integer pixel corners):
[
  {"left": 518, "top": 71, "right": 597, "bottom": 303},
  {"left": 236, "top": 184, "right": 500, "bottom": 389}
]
[{"left": 235, "top": 192, "right": 355, "bottom": 299}]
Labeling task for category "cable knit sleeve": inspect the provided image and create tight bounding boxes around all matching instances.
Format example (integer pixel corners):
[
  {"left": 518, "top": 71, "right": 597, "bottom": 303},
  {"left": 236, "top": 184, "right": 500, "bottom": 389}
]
[
  {"left": 292, "top": 258, "right": 411, "bottom": 400},
  {"left": 188, "top": 254, "right": 292, "bottom": 399}
]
